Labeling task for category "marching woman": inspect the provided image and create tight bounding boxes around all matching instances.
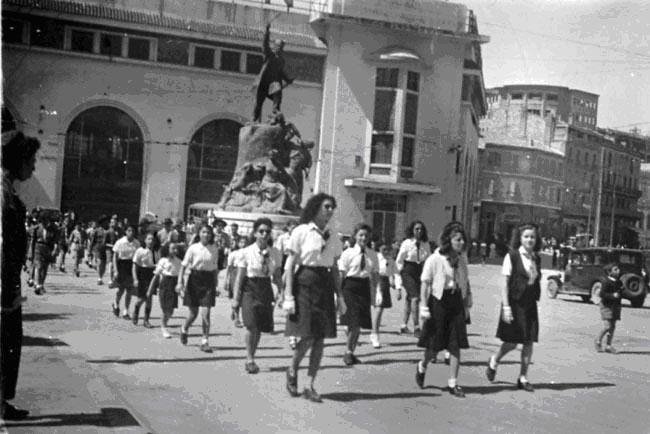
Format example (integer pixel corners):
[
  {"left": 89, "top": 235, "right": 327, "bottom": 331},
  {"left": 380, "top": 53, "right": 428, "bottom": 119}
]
[
  {"left": 338, "top": 223, "right": 378, "bottom": 365},
  {"left": 67, "top": 221, "right": 85, "bottom": 278},
  {"left": 31, "top": 215, "right": 57, "bottom": 295},
  {"left": 177, "top": 224, "right": 220, "bottom": 353},
  {"left": 283, "top": 193, "right": 346, "bottom": 403},
  {"left": 147, "top": 242, "right": 182, "bottom": 338},
  {"left": 486, "top": 223, "right": 542, "bottom": 392},
  {"left": 225, "top": 236, "right": 249, "bottom": 328},
  {"left": 231, "top": 218, "right": 282, "bottom": 374},
  {"left": 416, "top": 222, "right": 472, "bottom": 397},
  {"left": 112, "top": 225, "right": 139, "bottom": 319},
  {"left": 396, "top": 221, "right": 431, "bottom": 336},
  {"left": 132, "top": 232, "right": 157, "bottom": 328},
  {"left": 370, "top": 241, "right": 399, "bottom": 349}
]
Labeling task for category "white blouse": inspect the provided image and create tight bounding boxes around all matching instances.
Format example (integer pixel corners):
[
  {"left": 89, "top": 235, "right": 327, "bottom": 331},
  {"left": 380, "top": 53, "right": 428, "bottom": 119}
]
[
  {"left": 378, "top": 253, "right": 398, "bottom": 277},
  {"left": 236, "top": 244, "right": 282, "bottom": 278},
  {"left": 133, "top": 247, "right": 155, "bottom": 268},
  {"left": 112, "top": 236, "right": 140, "bottom": 260},
  {"left": 182, "top": 242, "right": 220, "bottom": 271},
  {"left": 420, "top": 249, "right": 470, "bottom": 301},
  {"left": 155, "top": 257, "right": 182, "bottom": 277},
  {"left": 338, "top": 244, "right": 378, "bottom": 279},
  {"left": 396, "top": 238, "right": 431, "bottom": 270},
  {"left": 502, "top": 246, "right": 538, "bottom": 285},
  {"left": 286, "top": 222, "right": 341, "bottom": 268}
]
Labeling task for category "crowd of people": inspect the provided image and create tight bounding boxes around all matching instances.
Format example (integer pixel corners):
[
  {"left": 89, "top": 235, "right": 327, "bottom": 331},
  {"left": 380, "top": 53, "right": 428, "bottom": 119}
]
[{"left": 3, "top": 132, "right": 626, "bottom": 418}]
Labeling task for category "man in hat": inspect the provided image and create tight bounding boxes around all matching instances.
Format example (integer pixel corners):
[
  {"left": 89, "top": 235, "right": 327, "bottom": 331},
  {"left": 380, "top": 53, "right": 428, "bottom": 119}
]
[{"left": 251, "top": 23, "right": 294, "bottom": 122}]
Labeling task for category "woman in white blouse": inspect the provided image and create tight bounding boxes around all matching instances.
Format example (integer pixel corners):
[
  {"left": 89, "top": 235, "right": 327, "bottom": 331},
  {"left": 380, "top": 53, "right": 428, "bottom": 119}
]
[
  {"left": 131, "top": 232, "right": 157, "bottom": 328},
  {"left": 370, "top": 241, "right": 399, "bottom": 349},
  {"left": 147, "top": 242, "right": 182, "bottom": 338},
  {"left": 283, "top": 193, "right": 346, "bottom": 403},
  {"left": 395, "top": 220, "right": 431, "bottom": 336},
  {"left": 416, "top": 222, "right": 472, "bottom": 398},
  {"left": 176, "top": 224, "right": 220, "bottom": 353},
  {"left": 232, "top": 218, "right": 282, "bottom": 374},
  {"left": 111, "top": 225, "right": 140, "bottom": 319},
  {"left": 338, "top": 223, "right": 379, "bottom": 365}
]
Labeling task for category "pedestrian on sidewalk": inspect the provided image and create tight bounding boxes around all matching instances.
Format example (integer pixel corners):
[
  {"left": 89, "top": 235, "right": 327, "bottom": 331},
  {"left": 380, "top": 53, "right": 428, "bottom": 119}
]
[
  {"left": 111, "top": 225, "right": 139, "bottom": 319},
  {"left": 132, "top": 232, "right": 157, "bottom": 328},
  {"left": 105, "top": 215, "right": 121, "bottom": 287},
  {"left": 415, "top": 222, "right": 472, "bottom": 397},
  {"left": 283, "top": 193, "right": 346, "bottom": 403},
  {"left": 177, "top": 224, "right": 220, "bottom": 353},
  {"left": 594, "top": 262, "right": 622, "bottom": 353},
  {"left": 32, "top": 214, "right": 57, "bottom": 295},
  {"left": 338, "top": 223, "right": 378, "bottom": 365},
  {"left": 67, "top": 221, "right": 85, "bottom": 277},
  {"left": 225, "top": 236, "right": 248, "bottom": 328},
  {"left": 55, "top": 214, "right": 70, "bottom": 273},
  {"left": 84, "top": 220, "right": 96, "bottom": 269},
  {"left": 2, "top": 131, "right": 40, "bottom": 420},
  {"left": 90, "top": 215, "right": 109, "bottom": 285},
  {"left": 395, "top": 220, "right": 431, "bottom": 337},
  {"left": 486, "top": 223, "right": 542, "bottom": 392},
  {"left": 231, "top": 218, "right": 282, "bottom": 374},
  {"left": 370, "top": 241, "right": 398, "bottom": 349},
  {"left": 148, "top": 242, "right": 182, "bottom": 338}
]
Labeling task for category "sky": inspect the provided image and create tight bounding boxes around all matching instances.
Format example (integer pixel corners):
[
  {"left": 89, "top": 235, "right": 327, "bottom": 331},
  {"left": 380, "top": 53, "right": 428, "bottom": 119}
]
[{"left": 462, "top": 0, "right": 650, "bottom": 133}]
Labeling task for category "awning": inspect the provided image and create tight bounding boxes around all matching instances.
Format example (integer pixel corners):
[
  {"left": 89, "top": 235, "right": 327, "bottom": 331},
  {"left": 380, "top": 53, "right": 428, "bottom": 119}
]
[{"left": 344, "top": 178, "right": 440, "bottom": 194}]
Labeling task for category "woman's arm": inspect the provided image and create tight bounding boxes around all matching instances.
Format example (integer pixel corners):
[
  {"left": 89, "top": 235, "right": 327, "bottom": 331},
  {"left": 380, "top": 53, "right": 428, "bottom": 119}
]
[{"left": 232, "top": 267, "right": 245, "bottom": 309}]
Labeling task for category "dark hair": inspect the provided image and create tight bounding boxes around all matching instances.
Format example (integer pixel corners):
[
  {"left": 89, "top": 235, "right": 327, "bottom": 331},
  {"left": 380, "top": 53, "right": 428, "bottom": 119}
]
[
  {"left": 1, "top": 132, "right": 40, "bottom": 175},
  {"left": 509, "top": 223, "right": 542, "bottom": 252},
  {"left": 253, "top": 217, "right": 273, "bottom": 233},
  {"left": 603, "top": 262, "right": 619, "bottom": 275},
  {"left": 352, "top": 223, "right": 372, "bottom": 236},
  {"left": 124, "top": 223, "right": 137, "bottom": 233},
  {"left": 197, "top": 224, "right": 215, "bottom": 244},
  {"left": 438, "top": 221, "right": 468, "bottom": 255},
  {"left": 300, "top": 193, "right": 337, "bottom": 224},
  {"left": 405, "top": 220, "right": 429, "bottom": 242}
]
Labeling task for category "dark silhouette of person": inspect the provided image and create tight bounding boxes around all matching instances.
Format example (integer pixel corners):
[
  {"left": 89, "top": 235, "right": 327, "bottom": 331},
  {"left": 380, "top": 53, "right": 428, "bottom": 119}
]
[{"left": 252, "top": 23, "right": 293, "bottom": 122}]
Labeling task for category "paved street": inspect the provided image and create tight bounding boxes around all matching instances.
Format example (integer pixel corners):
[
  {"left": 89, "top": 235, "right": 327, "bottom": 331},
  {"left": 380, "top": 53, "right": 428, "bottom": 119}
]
[{"left": 3, "top": 262, "right": 650, "bottom": 434}]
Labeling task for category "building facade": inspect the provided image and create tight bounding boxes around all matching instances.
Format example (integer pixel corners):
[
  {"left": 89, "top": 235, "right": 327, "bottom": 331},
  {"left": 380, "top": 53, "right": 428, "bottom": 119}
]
[
  {"left": 638, "top": 163, "right": 650, "bottom": 249},
  {"left": 3, "top": 0, "right": 488, "bottom": 244}
]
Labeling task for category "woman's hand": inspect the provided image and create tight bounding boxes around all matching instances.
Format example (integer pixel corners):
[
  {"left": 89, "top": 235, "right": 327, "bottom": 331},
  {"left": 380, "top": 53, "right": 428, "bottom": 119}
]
[
  {"left": 283, "top": 296, "right": 295, "bottom": 315},
  {"left": 231, "top": 299, "right": 240, "bottom": 311},
  {"left": 133, "top": 279, "right": 139, "bottom": 289},
  {"left": 396, "top": 287, "right": 403, "bottom": 301},
  {"left": 337, "top": 296, "right": 347, "bottom": 316},
  {"left": 501, "top": 305, "right": 513, "bottom": 323},
  {"left": 375, "top": 286, "right": 383, "bottom": 306},
  {"left": 419, "top": 303, "right": 431, "bottom": 320},
  {"left": 175, "top": 282, "right": 183, "bottom": 295}
]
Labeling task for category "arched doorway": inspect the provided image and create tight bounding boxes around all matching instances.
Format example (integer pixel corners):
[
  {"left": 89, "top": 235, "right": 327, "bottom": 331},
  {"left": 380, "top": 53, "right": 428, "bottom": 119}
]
[
  {"left": 184, "top": 119, "right": 241, "bottom": 212},
  {"left": 62, "top": 106, "right": 144, "bottom": 222}
]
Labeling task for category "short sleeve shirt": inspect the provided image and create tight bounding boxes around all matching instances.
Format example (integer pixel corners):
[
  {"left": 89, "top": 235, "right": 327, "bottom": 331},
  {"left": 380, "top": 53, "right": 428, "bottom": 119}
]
[
  {"left": 338, "top": 245, "right": 378, "bottom": 278},
  {"left": 133, "top": 247, "right": 155, "bottom": 268},
  {"left": 182, "top": 242, "right": 220, "bottom": 271},
  {"left": 227, "top": 249, "right": 243, "bottom": 268},
  {"left": 377, "top": 253, "right": 398, "bottom": 277},
  {"left": 155, "top": 257, "right": 182, "bottom": 277},
  {"left": 286, "top": 222, "right": 342, "bottom": 268},
  {"left": 396, "top": 238, "right": 431, "bottom": 269},
  {"left": 236, "top": 244, "right": 282, "bottom": 278},
  {"left": 112, "top": 236, "right": 140, "bottom": 260},
  {"left": 502, "top": 246, "right": 538, "bottom": 284}
]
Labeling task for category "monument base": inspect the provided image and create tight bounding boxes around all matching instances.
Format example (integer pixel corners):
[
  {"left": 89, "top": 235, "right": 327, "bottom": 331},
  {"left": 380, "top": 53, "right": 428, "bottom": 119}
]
[{"left": 212, "top": 210, "right": 297, "bottom": 239}]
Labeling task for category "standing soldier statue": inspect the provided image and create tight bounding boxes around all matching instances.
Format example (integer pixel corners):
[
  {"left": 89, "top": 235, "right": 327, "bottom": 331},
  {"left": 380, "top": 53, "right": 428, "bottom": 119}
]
[{"left": 252, "top": 23, "right": 294, "bottom": 122}]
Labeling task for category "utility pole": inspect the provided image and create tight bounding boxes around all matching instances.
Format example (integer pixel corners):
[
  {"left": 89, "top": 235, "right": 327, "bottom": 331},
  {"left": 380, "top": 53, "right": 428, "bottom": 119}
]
[{"left": 593, "top": 146, "right": 605, "bottom": 247}]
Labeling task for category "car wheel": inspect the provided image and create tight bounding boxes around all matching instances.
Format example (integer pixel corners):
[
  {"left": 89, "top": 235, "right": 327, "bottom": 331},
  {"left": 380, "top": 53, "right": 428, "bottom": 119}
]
[
  {"left": 621, "top": 274, "right": 644, "bottom": 299},
  {"left": 590, "top": 281, "right": 602, "bottom": 305},
  {"left": 630, "top": 294, "right": 646, "bottom": 308},
  {"left": 546, "top": 279, "right": 559, "bottom": 299}
]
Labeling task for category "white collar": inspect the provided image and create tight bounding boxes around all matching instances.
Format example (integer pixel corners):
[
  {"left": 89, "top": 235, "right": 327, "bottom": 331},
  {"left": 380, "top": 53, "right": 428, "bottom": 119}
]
[{"left": 518, "top": 246, "right": 534, "bottom": 257}]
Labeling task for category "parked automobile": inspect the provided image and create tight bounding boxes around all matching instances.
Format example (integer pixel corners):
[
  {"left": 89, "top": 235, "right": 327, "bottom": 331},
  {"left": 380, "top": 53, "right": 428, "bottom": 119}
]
[{"left": 546, "top": 247, "right": 648, "bottom": 307}]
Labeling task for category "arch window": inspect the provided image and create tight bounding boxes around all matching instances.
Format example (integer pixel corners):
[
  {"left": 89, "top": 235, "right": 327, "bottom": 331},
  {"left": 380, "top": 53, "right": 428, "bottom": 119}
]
[
  {"left": 185, "top": 119, "right": 241, "bottom": 211},
  {"left": 62, "top": 106, "right": 144, "bottom": 222}
]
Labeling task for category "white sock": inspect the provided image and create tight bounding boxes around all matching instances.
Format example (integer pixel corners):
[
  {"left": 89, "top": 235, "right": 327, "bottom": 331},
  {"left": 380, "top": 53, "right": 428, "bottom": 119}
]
[
  {"left": 489, "top": 355, "right": 497, "bottom": 370},
  {"left": 201, "top": 338, "right": 208, "bottom": 345},
  {"left": 418, "top": 361, "right": 426, "bottom": 373},
  {"left": 519, "top": 375, "right": 528, "bottom": 383},
  {"left": 448, "top": 378, "right": 457, "bottom": 388}
]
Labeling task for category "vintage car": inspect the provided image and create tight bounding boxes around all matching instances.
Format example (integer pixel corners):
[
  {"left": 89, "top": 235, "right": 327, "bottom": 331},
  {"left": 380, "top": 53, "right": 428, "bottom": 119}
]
[{"left": 546, "top": 248, "right": 648, "bottom": 307}]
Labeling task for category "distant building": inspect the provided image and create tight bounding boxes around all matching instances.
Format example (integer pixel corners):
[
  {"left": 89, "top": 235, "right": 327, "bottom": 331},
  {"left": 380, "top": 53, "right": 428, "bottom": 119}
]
[
  {"left": 598, "top": 127, "right": 650, "bottom": 164},
  {"left": 638, "top": 163, "right": 650, "bottom": 249}
]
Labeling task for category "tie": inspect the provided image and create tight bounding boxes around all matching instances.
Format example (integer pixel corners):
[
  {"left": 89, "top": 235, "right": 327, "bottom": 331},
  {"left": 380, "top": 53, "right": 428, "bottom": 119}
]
[
  {"left": 261, "top": 250, "right": 269, "bottom": 276},
  {"left": 415, "top": 241, "right": 420, "bottom": 263},
  {"left": 360, "top": 247, "right": 366, "bottom": 271},
  {"left": 315, "top": 228, "right": 330, "bottom": 252}
]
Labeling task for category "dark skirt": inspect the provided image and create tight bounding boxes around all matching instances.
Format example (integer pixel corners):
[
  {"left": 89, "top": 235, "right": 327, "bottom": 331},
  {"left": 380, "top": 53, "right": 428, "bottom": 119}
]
[
  {"left": 285, "top": 267, "right": 337, "bottom": 339},
  {"left": 135, "top": 266, "right": 155, "bottom": 298},
  {"left": 496, "top": 300, "right": 539, "bottom": 344},
  {"left": 115, "top": 259, "right": 133, "bottom": 289},
  {"left": 600, "top": 303, "right": 621, "bottom": 321},
  {"left": 159, "top": 275, "right": 179, "bottom": 312},
  {"left": 401, "top": 261, "right": 423, "bottom": 300},
  {"left": 418, "top": 290, "right": 469, "bottom": 352},
  {"left": 371, "top": 275, "right": 393, "bottom": 308},
  {"left": 183, "top": 270, "right": 217, "bottom": 308},
  {"left": 339, "top": 277, "right": 372, "bottom": 329},
  {"left": 241, "top": 277, "right": 274, "bottom": 333},
  {"left": 33, "top": 243, "right": 52, "bottom": 267}
]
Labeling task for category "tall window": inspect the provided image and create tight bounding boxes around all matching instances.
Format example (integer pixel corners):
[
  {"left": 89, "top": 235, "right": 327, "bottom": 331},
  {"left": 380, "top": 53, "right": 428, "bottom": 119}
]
[{"left": 370, "top": 67, "right": 419, "bottom": 178}]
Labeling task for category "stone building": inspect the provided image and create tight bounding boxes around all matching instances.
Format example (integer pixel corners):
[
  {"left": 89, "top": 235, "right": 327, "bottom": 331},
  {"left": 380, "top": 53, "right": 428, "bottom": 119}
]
[
  {"left": 3, "top": 0, "right": 488, "bottom": 244},
  {"left": 638, "top": 163, "right": 650, "bottom": 249}
]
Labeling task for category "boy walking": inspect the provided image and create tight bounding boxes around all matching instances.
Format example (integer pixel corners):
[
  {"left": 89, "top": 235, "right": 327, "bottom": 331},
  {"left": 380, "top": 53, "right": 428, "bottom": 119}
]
[{"left": 595, "top": 262, "right": 622, "bottom": 353}]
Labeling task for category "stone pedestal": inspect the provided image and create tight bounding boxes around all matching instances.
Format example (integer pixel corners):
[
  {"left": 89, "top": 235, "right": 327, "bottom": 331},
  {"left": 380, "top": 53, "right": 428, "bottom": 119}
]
[{"left": 212, "top": 210, "right": 297, "bottom": 239}]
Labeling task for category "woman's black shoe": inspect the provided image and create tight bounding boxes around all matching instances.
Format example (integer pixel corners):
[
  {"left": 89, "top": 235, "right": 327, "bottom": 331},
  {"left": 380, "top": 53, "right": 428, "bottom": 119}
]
[
  {"left": 415, "top": 362, "right": 426, "bottom": 389},
  {"left": 303, "top": 387, "right": 323, "bottom": 403},
  {"left": 111, "top": 304, "right": 120, "bottom": 317},
  {"left": 286, "top": 369, "right": 299, "bottom": 397},
  {"left": 180, "top": 331, "right": 188, "bottom": 345},
  {"left": 517, "top": 379, "right": 534, "bottom": 392},
  {"left": 3, "top": 402, "right": 30, "bottom": 420},
  {"left": 447, "top": 385, "right": 465, "bottom": 398},
  {"left": 486, "top": 359, "right": 496, "bottom": 382}
]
